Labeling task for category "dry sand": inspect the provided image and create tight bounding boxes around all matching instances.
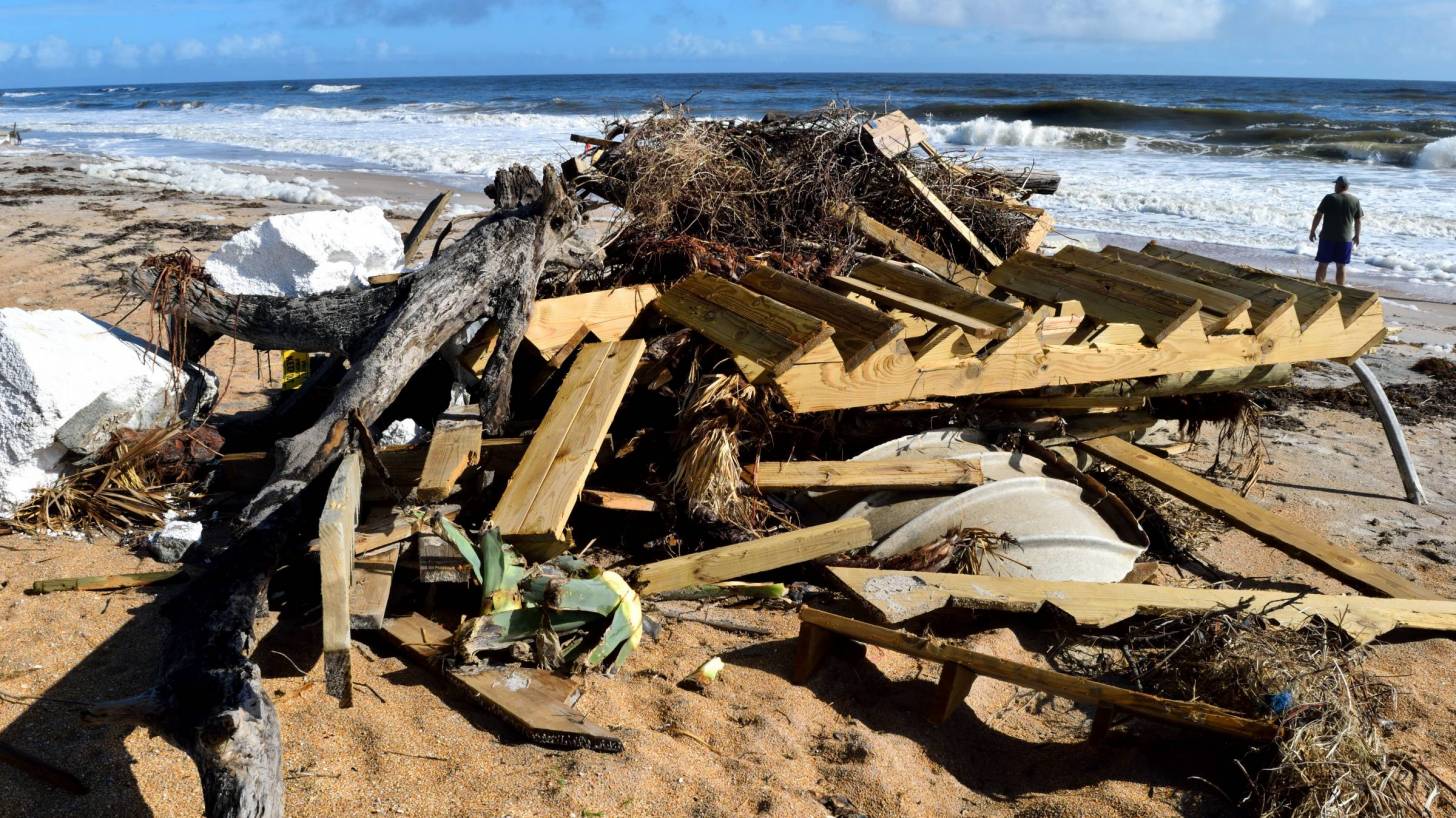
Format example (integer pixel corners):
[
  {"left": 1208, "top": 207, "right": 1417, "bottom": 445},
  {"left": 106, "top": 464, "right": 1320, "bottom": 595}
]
[{"left": 1, "top": 148, "right": 1454, "bottom": 818}]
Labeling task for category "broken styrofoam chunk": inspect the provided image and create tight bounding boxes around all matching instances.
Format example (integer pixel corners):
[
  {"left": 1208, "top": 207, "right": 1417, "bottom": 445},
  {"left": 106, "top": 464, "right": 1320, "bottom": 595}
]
[
  {"left": 148, "top": 519, "right": 203, "bottom": 562},
  {"left": 204, "top": 206, "right": 404, "bottom": 297},
  {"left": 0, "top": 309, "right": 191, "bottom": 513},
  {"left": 378, "top": 418, "right": 426, "bottom": 447}
]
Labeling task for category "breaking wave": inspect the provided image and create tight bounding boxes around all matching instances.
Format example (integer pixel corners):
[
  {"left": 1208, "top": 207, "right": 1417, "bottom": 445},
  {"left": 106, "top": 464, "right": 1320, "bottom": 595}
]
[
  {"left": 1418, "top": 137, "right": 1456, "bottom": 170},
  {"left": 911, "top": 98, "right": 1320, "bottom": 131},
  {"left": 309, "top": 83, "right": 363, "bottom": 94},
  {"left": 2, "top": 91, "right": 45, "bottom": 98},
  {"left": 925, "top": 116, "right": 1122, "bottom": 149}
]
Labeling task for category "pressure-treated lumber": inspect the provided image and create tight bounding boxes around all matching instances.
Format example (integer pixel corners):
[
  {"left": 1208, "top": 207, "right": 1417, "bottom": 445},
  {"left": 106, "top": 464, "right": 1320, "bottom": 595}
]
[
  {"left": 402, "top": 190, "right": 454, "bottom": 265},
  {"left": 319, "top": 452, "right": 362, "bottom": 706},
  {"left": 860, "top": 110, "right": 931, "bottom": 158},
  {"left": 416, "top": 405, "right": 483, "bottom": 502},
  {"left": 839, "top": 206, "right": 984, "bottom": 289},
  {"left": 523, "top": 284, "right": 658, "bottom": 361},
  {"left": 745, "top": 458, "right": 984, "bottom": 491},
  {"left": 1139, "top": 243, "right": 1362, "bottom": 330},
  {"left": 846, "top": 258, "right": 1027, "bottom": 336},
  {"left": 656, "top": 272, "right": 833, "bottom": 379},
  {"left": 1078, "top": 436, "right": 1442, "bottom": 600},
  {"left": 829, "top": 567, "right": 1456, "bottom": 644},
  {"left": 895, "top": 164, "right": 1005, "bottom": 269},
  {"left": 990, "top": 252, "right": 1203, "bottom": 345},
  {"left": 381, "top": 613, "right": 621, "bottom": 751},
  {"left": 1056, "top": 246, "right": 1251, "bottom": 333},
  {"left": 1100, "top": 246, "right": 1296, "bottom": 336},
  {"left": 979, "top": 198, "right": 1055, "bottom": 252},
  {"left": 630, "top": 518, "right": 872, "bottom": 596},
  {"left": 349, "top": 542, "right": 400, "bottom": 630},
  {"left": 796, "top": 606, "right": 1279, "bottom": 742},
  {"left": 579, "top": 489, "right": 657, "bottom": 512},
  {"left": 741, "top": 265, "right": 903, "bottom": 370},
  {"left": 494, "top": 339, "right": 646, "bottom": 560},
  {"left": 30, "top": 569, "right": 183, "bottom": 594}
]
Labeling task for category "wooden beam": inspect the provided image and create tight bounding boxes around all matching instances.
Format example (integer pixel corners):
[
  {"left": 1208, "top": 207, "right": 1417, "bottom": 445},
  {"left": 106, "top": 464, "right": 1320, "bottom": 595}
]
[
  {"left": 798, "top": 606, "right": 1279, "bottom": 742},
  {"left": 349, "top": 542, "right": 401, "bottom": 630},
  {"left": 847, "top": 257, "right": 1028, "bottom": 335},
  {"left": 579, "top": 489, "right": 656, "bottom": 512},
  {"left": 1139, "top": 243, "right": 1351, "bottom": 330},
  {"left": 494, "top": 340, "right": 646, "bottom": 560},
  {"left": 381, "top": 613, "right": 621, "bottom": 751},
  {"left": 744, "top": 458, "right": 984, "bottom": 491},
  {"left": 630, "top": 518, "right": 872, "bottom": 597},
  {"left": 30, "top": 569, "right": 183, "bottom": 594},
  {"left": 402, "top": 190, "right": 454, "bottom": 265},
  {"left": 1056, "top": 246, "right": 1251, "bottom": 333},
  {"left": 416, "top": 532, "right": 471, "bottom": 583},
  {"left": 839, "top": 205, "right": 985, "bottom": 290},
  {"left": 990, "top": 252, "right": 1203, "bottom": 345},
  {"left": 831, "top": 275, "right": 1005, "bottom": 339},
  {"left": 1099, "top": 246, "right": 1296, "bottom": 337},
  {"left": 895, "top": 164, "right": 1004, "bottom": 268},
  {"left": 416, "top": 405, "right": 483, "bottom": 503},
  {"left": 568, "top": 133, "right": 619, "bottom": 149},
  {"left": 319, "top": 451, "right": 362, "bottom": 706},
  {"left": 1078, "top": 436, "right": 1442, "bottom": 600},
  {"left": 457, "top": 322, "right": 500, "bottom": 378},
  {"left": 740, "top": 265, "right": 903, "bottom": 370},
  {"left": 524, "top": 284, "right": 659, "bottom": 362},
  {"left": 656, "top": 272, "right": 833, "bottom": 379},
  {"left": 830, "top": 567, "right": 1456, "bottom": 644},
  {"left": 860, "top": 110, "right": 930, "bottom": 158}
]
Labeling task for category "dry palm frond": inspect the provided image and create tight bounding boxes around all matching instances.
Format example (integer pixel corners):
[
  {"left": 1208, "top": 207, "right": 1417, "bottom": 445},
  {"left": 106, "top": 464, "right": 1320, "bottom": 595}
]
[
  {"left": 668, "top": 372, "right": 787, "bottom": 532},
  {"left": 9, "top": 425, "right": 194, "bottom": 535},
  {"left": 1151, "top": 392, "right": 1267, "bottom": 494},
  {"left": 1054, "top": 611, "right": 1451, "bottom": 818}
]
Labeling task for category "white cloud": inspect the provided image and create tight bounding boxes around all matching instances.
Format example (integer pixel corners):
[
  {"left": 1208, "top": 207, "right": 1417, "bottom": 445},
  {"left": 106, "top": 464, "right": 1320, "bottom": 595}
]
[
  {"left": 665, "top": 29, "right": 743, "bottom": 57},
  {"left": 147, "top": 42, "right": 166, "bottom": 63},
  {"left": 814, "top": 23, "right": 868, "bottom": 44},
  {"left": 865, "top": 0, "right": 1226, "bottom": 42},
  {"left": 216, "top": 32, "right": 284, "bottom": 58},
  {"left": 34, "top": 35, "right": 74, "bottom": 68},
  {"left": 0, "top": 42, "right": 17, "bottom": 63},
  {"left": 86, "top": 47, "right": 103, "bottom": 67},
  {"left": 109, "top": 37, "right": 142, "bottom": 68},
  {"left": 175, "top": 38, "right": 208, "bottom": 60}
]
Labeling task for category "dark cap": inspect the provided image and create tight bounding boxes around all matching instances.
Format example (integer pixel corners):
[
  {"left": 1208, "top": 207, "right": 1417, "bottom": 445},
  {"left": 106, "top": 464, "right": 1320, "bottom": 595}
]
[{"left": 1335, "top": 175, "right": 1349, "bottom": 186}]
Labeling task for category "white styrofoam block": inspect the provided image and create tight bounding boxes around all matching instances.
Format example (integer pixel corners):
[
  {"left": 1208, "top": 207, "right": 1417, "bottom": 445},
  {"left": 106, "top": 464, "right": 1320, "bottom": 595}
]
[
  {"left": 0, "top": 309, "right": 179, "bottom": 512},
  {"left": 204, "top": 205, "right": 404, "bottom": 297},
  {"left": 148, "top": 518, "right": 203, "bottom": 562},
  {"left": 378, "top": 418, "right": 425, "bottom": 447}
]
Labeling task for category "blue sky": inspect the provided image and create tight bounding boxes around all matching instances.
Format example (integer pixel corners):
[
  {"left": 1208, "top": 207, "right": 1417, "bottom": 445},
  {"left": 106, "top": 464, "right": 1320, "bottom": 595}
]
[{"left": 1, "top": 0, "right": 1454, "bottom": 86}]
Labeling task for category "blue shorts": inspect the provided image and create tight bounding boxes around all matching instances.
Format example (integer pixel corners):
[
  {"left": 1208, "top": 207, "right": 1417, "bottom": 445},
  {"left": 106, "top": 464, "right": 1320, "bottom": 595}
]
[{"left": 1316, "top": 237, "right": 1353, "bottom": 264}]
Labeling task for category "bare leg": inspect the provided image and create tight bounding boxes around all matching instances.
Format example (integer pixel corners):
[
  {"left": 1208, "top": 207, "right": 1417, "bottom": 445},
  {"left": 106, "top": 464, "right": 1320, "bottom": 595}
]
[
  {"left": 1335, "top": 262, "right": 1346, "bottom": 287},
  {"left": 1315, "top": 261, "right": 1329, "bottom": 284}
]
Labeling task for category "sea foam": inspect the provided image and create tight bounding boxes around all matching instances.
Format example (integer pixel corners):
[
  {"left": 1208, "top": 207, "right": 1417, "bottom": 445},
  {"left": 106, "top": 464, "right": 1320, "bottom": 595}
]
[
  {"left": 1417, "top": 137, "right": 1456, "bottom": 170},
  {"left": 309, "top": 83, "right": 363, "bottom": 94},
  {"left": 80, "top": 157, "right": 348, "bottom": 205}
]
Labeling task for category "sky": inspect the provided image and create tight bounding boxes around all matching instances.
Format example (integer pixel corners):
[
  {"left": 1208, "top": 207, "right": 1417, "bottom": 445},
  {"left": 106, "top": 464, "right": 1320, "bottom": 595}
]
[{"left": 0, "top": 0, "right": 1454, "bottom": 87}]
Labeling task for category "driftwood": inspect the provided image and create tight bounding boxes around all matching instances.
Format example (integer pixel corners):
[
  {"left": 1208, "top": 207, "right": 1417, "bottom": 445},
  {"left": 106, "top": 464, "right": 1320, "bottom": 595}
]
[{"left": 89, "top": 164, "right": 591, "bottom": 818}]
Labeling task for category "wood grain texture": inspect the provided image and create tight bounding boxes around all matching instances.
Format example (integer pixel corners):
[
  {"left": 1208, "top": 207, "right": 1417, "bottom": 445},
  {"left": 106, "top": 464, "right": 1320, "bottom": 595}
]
[
  {"left": 745, "top": 458, "right": 984, "bottom": 491},
  {"left": 1055, "top": 245, "right": 1251, "bottom": 333},
  {"left": 631, "top": 518, "right": 872, "bottom": 596},
  {"left": 741, "top": 265, "right": 903, "bottom": 370},
  {"left": 840, "top": 206, "right": 986, "bottom": 290},
  {"left": 402, "top": 190, "right": 454, "bottom": 265},
  {"left": 1099, "top": 246, "right": 1296, "bottom": 336},
  {"left": 349, "top": 542, "right": 400, "bottom": 630},
  {"left": 830, "top": 567, "right": 1456, "bottom": 643},
  {"left": 1078, "top": 436, "right": 1442, "bottom": 600},
  {"left": 416, "top": 405, "right": 483, "bottom": 502},
  {"left": 656, "top": 272, "right": 833, "bottom": 378},
  {"left": 1139, "top": 243, "right": 1355, "bottom": 330},
  {"left": 319, "top": 452, "right": 362, "bottom": 706},
  {"left": 847, "top": 257, "right": 1027, "bottom": 334},
  {"left": 523, "top": 284, "right": 659, "bottom": 361},
  {"left": 798, "top": 606, "right": 1279, "bottom": 742}
]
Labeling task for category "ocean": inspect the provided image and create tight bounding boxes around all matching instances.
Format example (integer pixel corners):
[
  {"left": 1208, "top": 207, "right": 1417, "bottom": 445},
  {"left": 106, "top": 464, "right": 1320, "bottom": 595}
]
[{"left": 3, "top": 73, "right": 1455, "bottom": 295}]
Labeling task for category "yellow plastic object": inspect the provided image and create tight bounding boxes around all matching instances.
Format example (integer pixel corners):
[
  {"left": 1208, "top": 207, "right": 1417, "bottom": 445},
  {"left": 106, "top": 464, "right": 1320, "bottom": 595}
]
[{"left": 281, "top": 350, "right": 311, "bottom": 390}]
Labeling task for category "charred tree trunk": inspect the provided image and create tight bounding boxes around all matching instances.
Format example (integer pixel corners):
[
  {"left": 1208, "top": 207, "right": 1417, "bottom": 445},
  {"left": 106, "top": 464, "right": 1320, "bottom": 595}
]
[{"left": 91, "top": 165, "right": 592, "bottom": 818}]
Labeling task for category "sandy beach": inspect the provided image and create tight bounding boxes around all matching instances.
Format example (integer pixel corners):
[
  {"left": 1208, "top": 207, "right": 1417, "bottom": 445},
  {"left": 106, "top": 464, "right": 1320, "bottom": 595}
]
[{"left": 2, "top": 145, "right": 1456, "bottom": 818}]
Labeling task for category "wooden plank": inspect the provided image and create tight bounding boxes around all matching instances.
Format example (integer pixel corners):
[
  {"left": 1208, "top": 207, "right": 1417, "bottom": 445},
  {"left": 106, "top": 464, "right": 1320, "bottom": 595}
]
[
  {"left": 30, "top": 569, "right": 182, "bottom": 594},
  {"left": 569, "top": 133, "right": 619, "bottom": 149},
  {"left": 849, "top": 258, "right": 1028, "bottom": 334},
  {"left": 494, "top": 340, "right": 646, "bottom": 560},
  {"left": 656, "top": 272, "right": 833, "bottom": 378},
  {"left": 740, "top": 265, "right": 903, "bottom": 370},
  {"left": 989, "top": 252, "right": 1203, "bottom": 345},
  {"left": 978, "top": 199, "right": 1055, "bottom": 253},
  {"left": 381, "top": 613, "right": 621, "bottom": 752},
  {"left": 416, "top": 405, "right": 483, "bottom": 503},
  {"left": 744, "top": 458, "right": 984, "bottom": 491},
  {"left": 349, "top": 542, "right": 400, "bottom": 630},
  {"left": 1100, "top": 246, "right": 1296, "bottom": 336},
  {"left": 1078, "top": 436, "right": 1442, "bottom": 600},
  {"left": 930, "top": 663, "right": 977, "bottom": 723},
  {"left": 307, "top": 504, "right": 455, "bottom": 557},
  {"left": 860, "top": 110, "right": 929, "bottom": 158},
  {"left": 1139, "top": 243, "right": 1346, "bottom": 331},
  {"left": 402, "top": 190, "right": 454, "bottom": 265},
  {"left": 798, "top": 606, "right": 1279, "bottom": 742},
  {"left": 829, "top": 567, "right": 1456, "bottom": 645},
  {"left": 579, "top": 489, "right": 657, "bottom": 512},
  {"left": 524, "top": 284, "right": 659, "bottom": 362},
  {"left": 832, "top": 275, "right": 1006, "bottom": 339},
  {"left": 1056, "top": 246, "right": 1251, "bottom": 333},
  {"left": 417, "top": 533, "right": 471, "bottom": 583},
  {"left": 630, "top": 518, "right": 872, "bottom": 597},
  {"left": 839, "top": 205, "right": 986, "bottom": 290},
  {"left": 896, "top": 164, "right": 1004, "bottom": 268},
  {"left": 319, "top": 451, "right": 362, "bottom": 706},
  {"left": 457, "top": 322, "right": 500, "bottom": 378}
]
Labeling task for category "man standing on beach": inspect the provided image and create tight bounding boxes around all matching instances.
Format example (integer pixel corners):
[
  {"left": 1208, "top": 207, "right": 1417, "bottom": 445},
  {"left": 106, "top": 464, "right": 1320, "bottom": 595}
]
[{"left": 1309, "top": 175, "right": 1362, "bottom": 286}]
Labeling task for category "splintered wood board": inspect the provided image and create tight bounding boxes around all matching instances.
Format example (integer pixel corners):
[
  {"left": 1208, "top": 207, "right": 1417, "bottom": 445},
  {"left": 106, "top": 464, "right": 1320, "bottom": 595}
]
[
  {"left": 320, "top": 452, "right": 362, "bottom": 705},
  {"left": 524, "top": 284, "right": 660, "bottom": 361},
  {"left": 829, "top": 567, "right": 1456, "bottom": 644},
  {"left": 402, "top": 190, "right": 454, "bottom": 264},
  {"left": 796, "top": 606, "right": 1279, "bottom": 742},
  {"left": 630, "top": 518, "right": 872, "bottom": 597},
  {"left": 381, "top": 613, "right": 621, "bottom": 752},
  {"left": 349, "top": 542, "right": 401, "bottom": 630},
  {"left": 416, "top": 405, "right": 483, "bottom": 503},
  {"left": 861, "top": 110, "right": 930, "bottom": 158},
  {"left": 896, "top": 164, "right": 1004, "bottom": 268},
  {"left": 493, "top": 339, "right": 646, "bottom": 560},
  {"left": 1078, "top": 436, "right": 1442, "bottom": 601},
  {"left": 655, "top": 272, "right": 833, "bottom": 379},
  {"left": 740, "top": 265, "right": 903, "bottom": 371},
  {"left": 745, "top": 458, "right": 984, "bottom": 491}
]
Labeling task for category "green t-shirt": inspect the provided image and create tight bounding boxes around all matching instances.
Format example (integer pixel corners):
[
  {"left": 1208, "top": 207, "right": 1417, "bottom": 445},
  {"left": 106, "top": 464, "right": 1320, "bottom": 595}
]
[{"left": 1318, "top": 192, "right": 1363, "bottom": 242}]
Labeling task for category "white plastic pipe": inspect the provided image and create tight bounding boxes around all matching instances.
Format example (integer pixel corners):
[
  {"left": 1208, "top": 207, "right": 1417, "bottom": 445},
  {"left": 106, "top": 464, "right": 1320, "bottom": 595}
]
[{"left": 1349, "top": 359, "right": 1428, "bottom": 505}]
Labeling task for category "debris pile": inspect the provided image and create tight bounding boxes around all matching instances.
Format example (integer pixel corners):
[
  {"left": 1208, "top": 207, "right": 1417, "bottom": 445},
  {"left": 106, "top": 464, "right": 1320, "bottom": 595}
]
[{"left": 14, "top": 108, "right": 1448, "bottom": 818}]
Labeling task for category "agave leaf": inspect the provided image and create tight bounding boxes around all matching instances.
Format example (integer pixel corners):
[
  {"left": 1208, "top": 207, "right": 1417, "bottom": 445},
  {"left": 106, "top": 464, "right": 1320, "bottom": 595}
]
[{"left": 433, "top": 515, "right": 482, "bottom": 584}]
